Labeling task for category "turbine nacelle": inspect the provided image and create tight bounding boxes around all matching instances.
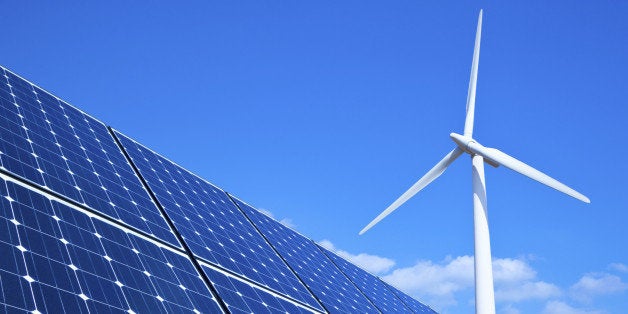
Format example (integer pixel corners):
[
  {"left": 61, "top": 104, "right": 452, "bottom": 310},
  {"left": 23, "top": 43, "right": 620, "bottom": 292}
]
[
  {"left": 450, "top": 132, "right": 476, "bottom": 153},
  {"left": 450, "top": 133, "right": 500, "bottom": 168}
]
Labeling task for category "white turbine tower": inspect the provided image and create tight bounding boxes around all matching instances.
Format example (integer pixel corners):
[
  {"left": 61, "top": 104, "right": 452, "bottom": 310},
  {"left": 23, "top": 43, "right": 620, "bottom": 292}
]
[{"left": 359, "top": 10, "right": 589, "bottom": 314}]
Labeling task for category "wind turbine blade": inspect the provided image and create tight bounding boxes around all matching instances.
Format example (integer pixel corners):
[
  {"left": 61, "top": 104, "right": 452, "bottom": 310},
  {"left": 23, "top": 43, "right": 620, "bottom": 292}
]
[
  {"left": 469, "top": 143, "right": 590, "bottom": 203},
  {"left": 359, "top": 147, "right": 464, "bottom": 235},
  {"left": 463, "top": 9, "right": 483, "bottom": 137}
]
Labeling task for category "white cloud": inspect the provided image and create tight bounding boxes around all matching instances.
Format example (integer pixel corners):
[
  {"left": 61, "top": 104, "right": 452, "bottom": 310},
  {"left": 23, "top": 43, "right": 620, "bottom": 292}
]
[
  {"left": 493, "top": 257, "right": 537, "bottom": 284},
  {"left": 318, "top": 240, "right": 395, "bottom": 275},
  {"left": 257, "top": 208, "right": 275, "bottom": 217},
  {"left": 496, "top": 281, "right": 562, "bottom": 302},
  {"left": 542, "top": 301, "right": 604, "bottom": 314},
  {"left": 382, "top": 255, "right": 474, "bottom": 295},
  {"left": 492, "top": 257, "right": 562, "bottom": 303},
  {"left": 246, "top": 209, "right": 624, "bottom": 312},
  {"left": 257, "top": 208, "right": 296, "bottom": 228},
  {"left": 279, "top": 218, "right": 296, "bottom": 228},
  {"left": 382, "top": 255, "right": 475, "bottom": 310},
  {"left": 608, "top": 263, "right": 628, "bottom": 273},
  {"left": 298, "top": 239, "right": 625, "bottom": 313},
  {"left": 500, "top": 304, "right": 522, "bottom": 314},
  {"left": 570, "top": 273, "right": 628, "bottom": 303},
  {"left": 380, "top": 255, "right": 564, "bottom": 311}
]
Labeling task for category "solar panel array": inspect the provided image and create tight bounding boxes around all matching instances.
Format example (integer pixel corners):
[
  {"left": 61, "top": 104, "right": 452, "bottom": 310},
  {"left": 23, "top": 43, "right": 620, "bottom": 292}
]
[
  {"left": 317, "top": 244, "right": 411, "bottom": 313},
  {"left": 0, "top": 70, "right": 179, "bottom": 247},
  {"left": 0, "top": 65, "right": 436, "bottom": 313},
  {"left": 0, "top": 177, "right": 224, "bottom": 313}
]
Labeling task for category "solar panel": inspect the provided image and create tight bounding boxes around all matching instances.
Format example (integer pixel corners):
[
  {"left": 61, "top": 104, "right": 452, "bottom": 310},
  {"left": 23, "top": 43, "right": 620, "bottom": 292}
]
[
  {"left": 381, "top": 280, "right": 437, "bottom": 313},
  {"left": 0, "top": 67, "right": 179, "bottom": 247},
  {"left": 113, "top": 131, "right": 324, "bottom": 312},
  {"left": 0, "top": 175, "right": 223, "bottom": 313},
  {"left": 0, "top": 65, "right": 437, "bottom": 313},
  {"left": 233, "top": 198, "right": 381, "bottom": 313},
  {"left": 200, "top": 264, "right": 319, "bottom": 314},
  {"left": 317, "top": 244, "right": 416, "bottom": 313}
]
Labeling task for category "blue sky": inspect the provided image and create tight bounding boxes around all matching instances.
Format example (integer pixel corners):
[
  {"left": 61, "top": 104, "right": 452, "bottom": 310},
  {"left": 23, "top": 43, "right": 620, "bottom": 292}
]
[{"left": 3, "top": 2, "right": 627, "bottom": 313}]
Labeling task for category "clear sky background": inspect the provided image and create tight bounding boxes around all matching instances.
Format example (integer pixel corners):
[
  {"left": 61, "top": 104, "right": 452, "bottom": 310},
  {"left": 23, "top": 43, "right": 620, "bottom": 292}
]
[{"left": 3, "top": 2, "right": 627, "bottom": 313}]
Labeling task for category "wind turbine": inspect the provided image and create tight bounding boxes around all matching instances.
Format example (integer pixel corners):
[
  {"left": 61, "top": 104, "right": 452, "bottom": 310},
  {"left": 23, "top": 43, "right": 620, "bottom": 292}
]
[{"left": 359, "top": 10, "right": 589, "bottom": 314}]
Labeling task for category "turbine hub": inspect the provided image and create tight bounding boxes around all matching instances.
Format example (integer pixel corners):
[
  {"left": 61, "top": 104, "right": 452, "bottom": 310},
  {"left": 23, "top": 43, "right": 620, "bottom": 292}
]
[
  {"left": 450, "top": 133, "right": 500, "bottom": 168},
  {"left": 450, "top": 132, "right": 475, "bottom": 154}
]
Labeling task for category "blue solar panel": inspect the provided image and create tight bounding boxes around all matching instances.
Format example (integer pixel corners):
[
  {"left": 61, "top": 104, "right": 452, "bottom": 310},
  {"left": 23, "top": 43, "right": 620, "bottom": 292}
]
[
  {"left": 0, "top": 176, "right": 223, "bottom": 313},
  {"left": 318, "top": 244, "right": 416, "bottom": 313},
  {"left": 234, "top": 198, "right": 379, "bottom": 313},
  {"left": 201, "top": 264, "right": 319, "bottom": 314},
  {"left": 381, "top": 280, "right": 437, "bottom": 313},
  {"left": 0, "top": 65, "right": 437, "bottom": 313},
  {"left": 0, "top": 67, "right": 179, "bottom": 247},
  {"left": 113, "top": 131, "right": 324, "bottom": 311}
]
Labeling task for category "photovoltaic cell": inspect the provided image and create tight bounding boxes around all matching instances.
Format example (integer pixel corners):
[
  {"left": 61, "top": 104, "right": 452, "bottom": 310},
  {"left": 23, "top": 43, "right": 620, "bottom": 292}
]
[
  {"left": 234, "top": 198, "right": 379, "bottom": 313},
  {"left": 0, "top": 176, "right": 223, "bottom": 313},
  {"left": 381, "top": 281, "right": 436, "bottom": 313},
  {"left": 318, "top": 244, "right": 414, "bottom": 313},
  {"left": 114, "top": 131, "right": 323, "bottom": 311},
  {"left": 0, "top": 67, "right": 179, "bottom": 247},
  {"left": 201, "top": 264, "right": 318, "bottom": 314}
]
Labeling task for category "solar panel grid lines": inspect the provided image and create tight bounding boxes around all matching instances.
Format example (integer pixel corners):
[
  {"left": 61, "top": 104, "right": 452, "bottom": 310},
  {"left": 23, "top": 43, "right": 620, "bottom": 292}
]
[
  {"left": 226, "top": 193, "right": 328, "bottom": 313},
  {"left": 0, "top": 65, "right": 437, "bottom": 313},
  {"left": 317, "top": 244, "right": 433, "bottom": 314},
  {"left": 112, "top": 130, "right": 325, "bottom": 312},
  {"left": 0, "top": 66, "right": 180, "bottom": 247},
  {"left": 380, "top": 280, "right": 437, "bottom": 314},
  {"left": 232, "top": 198, "right": 381, "bottom": 313},
  {"left": 0, "top": 165, "right": 182, "bottom": 255},
  {"left": 316, "top": 245, "right": 406, "bottom": 313},
  {"left": 109, "top": 125, "right": 232, "bottom": 313},
  {"left": 0, "top": 169, "right": 224, "bottom": 291},
  {"left": 0, "top": 174, "right": 225, "bottom": 313},
  {"left": 198, "top": 260, "right": 323, "bottom": 314}
]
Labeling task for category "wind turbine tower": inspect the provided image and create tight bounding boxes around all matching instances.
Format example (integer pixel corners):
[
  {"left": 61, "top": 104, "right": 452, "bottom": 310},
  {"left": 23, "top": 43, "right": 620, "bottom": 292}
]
[{"left": 359, "top": 10, "right": 589, "bottom": 314}]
